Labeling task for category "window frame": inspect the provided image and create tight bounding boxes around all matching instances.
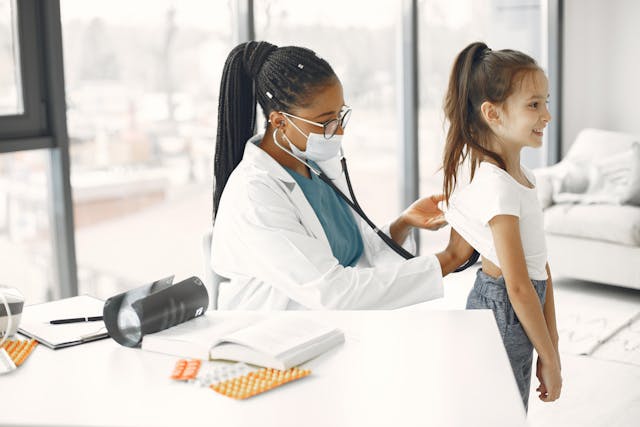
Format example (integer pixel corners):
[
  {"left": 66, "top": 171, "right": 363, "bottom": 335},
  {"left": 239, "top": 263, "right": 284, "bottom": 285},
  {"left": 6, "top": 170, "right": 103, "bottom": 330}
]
[
  {"left": 0, "top": 0, "right": 50, "bottom": 147},
  {"left": 0, "top": 0, "right": 78, "bottom": 298}
]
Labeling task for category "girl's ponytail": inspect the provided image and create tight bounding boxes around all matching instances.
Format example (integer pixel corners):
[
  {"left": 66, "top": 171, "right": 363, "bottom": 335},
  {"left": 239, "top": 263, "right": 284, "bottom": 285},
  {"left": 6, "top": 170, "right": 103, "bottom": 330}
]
[
  {"left": 213, "top": 41, "right": 277, "bottom": 219},
  {"left": 442, "top": 42, "right": 487, "bottom": 203},
  {"left": 443, "top": 41, "right": 537, "bottom": 203}
]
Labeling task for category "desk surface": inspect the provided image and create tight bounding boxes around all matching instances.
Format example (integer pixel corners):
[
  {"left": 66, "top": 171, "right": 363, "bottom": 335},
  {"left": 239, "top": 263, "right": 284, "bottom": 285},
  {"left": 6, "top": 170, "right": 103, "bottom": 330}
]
[{"left": 2, "top": 310, "right": 526, "bottom": 427}]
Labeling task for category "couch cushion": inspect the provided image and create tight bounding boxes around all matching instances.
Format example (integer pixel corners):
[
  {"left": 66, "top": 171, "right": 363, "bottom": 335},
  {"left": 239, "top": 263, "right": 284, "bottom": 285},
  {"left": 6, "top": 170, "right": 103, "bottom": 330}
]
[
  {"left": 551, "top": 141, "right": 640, "bottom": 206},
  {"left": 544, "top": 204, "right": 640, "bottom": 246},
  {"left": 567, "top": 128, "right": 638, "bottom": 162}
]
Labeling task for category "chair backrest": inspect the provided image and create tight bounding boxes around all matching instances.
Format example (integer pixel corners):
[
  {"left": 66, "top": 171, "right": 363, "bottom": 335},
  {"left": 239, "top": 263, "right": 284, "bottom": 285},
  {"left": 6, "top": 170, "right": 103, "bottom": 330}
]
[
  {"left": 201, "top": 228, "right": 221, "bottom": 310},
  {"left": 567, "top": 128, "right": 638, "bottom": 162}
]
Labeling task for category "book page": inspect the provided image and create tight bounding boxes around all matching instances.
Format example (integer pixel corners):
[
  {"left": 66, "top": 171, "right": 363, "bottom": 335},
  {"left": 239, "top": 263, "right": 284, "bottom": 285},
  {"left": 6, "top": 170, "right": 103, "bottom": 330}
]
[
  {"left": 212, "top": 316, "right": 339, "bottom": 359},
  {"left": 141, "top": 312, "right": 260, "bottom": 358}
]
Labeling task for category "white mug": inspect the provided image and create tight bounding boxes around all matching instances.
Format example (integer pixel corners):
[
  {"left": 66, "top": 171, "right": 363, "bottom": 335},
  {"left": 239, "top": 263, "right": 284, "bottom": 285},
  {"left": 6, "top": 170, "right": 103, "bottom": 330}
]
[
  {"left": 0, "top": 286, "right": 24, "bottom": 338},
  {"left": 0, "top": 286, "right": 24, "bottom": 374}
]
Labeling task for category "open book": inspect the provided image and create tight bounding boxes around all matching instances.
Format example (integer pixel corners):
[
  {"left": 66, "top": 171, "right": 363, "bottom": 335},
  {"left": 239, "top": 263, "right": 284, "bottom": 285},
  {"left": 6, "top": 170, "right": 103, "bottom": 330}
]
[{"left": 141, "top": 313, "right": 345, "bottom": 370}]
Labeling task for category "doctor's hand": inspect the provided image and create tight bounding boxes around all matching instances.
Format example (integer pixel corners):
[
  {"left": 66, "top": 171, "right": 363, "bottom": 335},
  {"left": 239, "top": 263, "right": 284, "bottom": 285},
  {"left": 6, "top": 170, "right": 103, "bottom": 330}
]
[
  {"left": 390, "top": 194, "right": 447, "bottom": 246},
  {"left": 401, "top": 194, "right": 447, "bottom": 231}
]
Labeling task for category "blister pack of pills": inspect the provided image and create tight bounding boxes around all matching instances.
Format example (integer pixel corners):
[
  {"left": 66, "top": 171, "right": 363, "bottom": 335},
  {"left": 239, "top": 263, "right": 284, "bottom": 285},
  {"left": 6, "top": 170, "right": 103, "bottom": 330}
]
[
  {"left": 170, "top": 358, "right": 202, "bottom": 381},
  {"left": 169, "top": 359, "right": 311, "bottom": 399},
  {"left": 1, "top": 339, "right": 37, "bottom": 366},
  {"left": 210, "top": 366, "right": 311, "bottom": 400}
]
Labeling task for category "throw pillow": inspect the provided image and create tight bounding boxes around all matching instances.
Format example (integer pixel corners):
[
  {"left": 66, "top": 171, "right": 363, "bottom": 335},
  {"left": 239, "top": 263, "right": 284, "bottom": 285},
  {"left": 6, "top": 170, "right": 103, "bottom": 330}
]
[
  {"left": 553, "top": 142, "right": 640, "bottom": 205},
  {"left": 551, "top": 159, "right": 591, "bottom": 204}
]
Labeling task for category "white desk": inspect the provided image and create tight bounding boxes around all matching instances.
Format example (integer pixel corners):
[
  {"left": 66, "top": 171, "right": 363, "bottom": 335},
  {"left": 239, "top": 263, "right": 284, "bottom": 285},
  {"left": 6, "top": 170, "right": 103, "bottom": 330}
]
[{"left": 2, "top": 310, "right": 526, "bottom": 427}]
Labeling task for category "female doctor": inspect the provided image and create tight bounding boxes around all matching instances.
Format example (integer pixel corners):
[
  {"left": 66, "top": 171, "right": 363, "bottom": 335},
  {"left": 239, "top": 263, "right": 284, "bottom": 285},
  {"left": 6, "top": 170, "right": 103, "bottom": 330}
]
[{"left": 211, "top": 41, "right": 473, "bottom": 310}]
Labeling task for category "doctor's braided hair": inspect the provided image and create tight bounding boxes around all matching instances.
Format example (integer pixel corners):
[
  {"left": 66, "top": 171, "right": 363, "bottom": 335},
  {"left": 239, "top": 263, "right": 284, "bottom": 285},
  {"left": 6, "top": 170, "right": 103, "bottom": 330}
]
[{"left": 213, "top": 41, "right": 336, "bottom": 220}]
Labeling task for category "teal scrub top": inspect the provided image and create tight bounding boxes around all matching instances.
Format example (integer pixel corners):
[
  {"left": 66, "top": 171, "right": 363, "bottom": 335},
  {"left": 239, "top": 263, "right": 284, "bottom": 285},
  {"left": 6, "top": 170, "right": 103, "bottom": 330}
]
[{"left": 285, "top": 162, "right": 364, "bottom": 267}]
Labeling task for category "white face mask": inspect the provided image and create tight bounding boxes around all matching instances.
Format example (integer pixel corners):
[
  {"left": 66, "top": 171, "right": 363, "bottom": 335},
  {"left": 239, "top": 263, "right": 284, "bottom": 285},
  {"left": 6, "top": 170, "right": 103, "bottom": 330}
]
[{"left": 281, "top": 116, "right": 343, "bottom": 162}]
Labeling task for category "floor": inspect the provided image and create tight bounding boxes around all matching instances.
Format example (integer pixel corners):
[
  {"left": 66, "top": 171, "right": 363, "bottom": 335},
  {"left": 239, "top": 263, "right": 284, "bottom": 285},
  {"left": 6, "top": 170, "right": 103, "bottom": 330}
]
[{"left": 411, "top": 265, "right": 640, "bottom": 427}]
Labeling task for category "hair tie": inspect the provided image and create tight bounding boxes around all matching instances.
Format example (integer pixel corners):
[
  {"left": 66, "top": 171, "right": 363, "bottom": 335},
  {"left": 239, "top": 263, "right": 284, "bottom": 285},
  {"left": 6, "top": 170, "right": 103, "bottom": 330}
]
[{"left": 243, "top": 41, "right": 278, "bottom": 79}]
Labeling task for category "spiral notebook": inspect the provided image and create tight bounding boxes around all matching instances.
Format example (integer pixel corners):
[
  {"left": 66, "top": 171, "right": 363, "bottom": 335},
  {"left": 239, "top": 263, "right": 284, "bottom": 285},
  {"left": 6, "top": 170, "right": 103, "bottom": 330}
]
[{"left": 18, "top": 295, "right": 109, "bottom": 349}]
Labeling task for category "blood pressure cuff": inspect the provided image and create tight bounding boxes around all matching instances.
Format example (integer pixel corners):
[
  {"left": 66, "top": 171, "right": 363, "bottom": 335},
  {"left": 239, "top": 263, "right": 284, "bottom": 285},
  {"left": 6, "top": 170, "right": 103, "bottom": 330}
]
[{"left": 103, "top": 276, "right": 209, "bottom": 347}]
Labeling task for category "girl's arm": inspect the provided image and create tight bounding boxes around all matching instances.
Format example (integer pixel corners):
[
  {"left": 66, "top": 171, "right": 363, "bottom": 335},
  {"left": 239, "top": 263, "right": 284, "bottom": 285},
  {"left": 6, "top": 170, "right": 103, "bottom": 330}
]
[
  {"left": 535, "top": 263, "right": 561, "bottom": 400},
  {"left": 489, "top": 214, "right": 562, "bottom": 401},
  {"left": 544, "top": 263, "right": 559, "bottom": 352}
]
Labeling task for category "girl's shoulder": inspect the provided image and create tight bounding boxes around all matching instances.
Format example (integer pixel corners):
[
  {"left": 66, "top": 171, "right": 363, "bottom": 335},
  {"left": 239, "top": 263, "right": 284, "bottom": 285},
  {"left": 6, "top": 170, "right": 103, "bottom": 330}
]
[
  {"left": 450, "top": 164, "right": 514, "bottom": 207},
  {"left": 474, "top": 162, "right": 536, "bottom": 192},
  {"left": 448, "top": 162, "right": 524, "bottom": 226},
  {"left": 469, "top": 162, "right": 516, "bottom": 192}
]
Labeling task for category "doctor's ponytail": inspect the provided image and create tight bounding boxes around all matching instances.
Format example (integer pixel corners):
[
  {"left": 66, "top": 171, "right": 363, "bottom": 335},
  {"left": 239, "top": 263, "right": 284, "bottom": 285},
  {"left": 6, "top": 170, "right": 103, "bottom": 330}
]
[{"left": 214, "top": 41, "right": 336, "bottom": 220}]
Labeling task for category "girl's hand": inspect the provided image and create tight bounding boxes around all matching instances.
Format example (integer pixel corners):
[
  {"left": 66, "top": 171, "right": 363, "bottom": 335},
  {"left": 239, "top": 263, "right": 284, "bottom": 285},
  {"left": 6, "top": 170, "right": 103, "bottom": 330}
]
[
  {"left": 402, "top": 194, "right": 447, "bottom": 231},
  {"left": 535, "top": 356, "right": 548, "bottom": 399},
  {"left": 537, "top": 356, "right": 562, "bottom": 402}
]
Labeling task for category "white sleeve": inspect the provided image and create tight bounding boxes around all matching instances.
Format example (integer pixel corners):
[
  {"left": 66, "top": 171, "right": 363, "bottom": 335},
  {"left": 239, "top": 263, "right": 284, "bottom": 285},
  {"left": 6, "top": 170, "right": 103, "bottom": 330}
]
[
  {"left": 355, "top": 221, "right": 417, "bottom": 267},
  {"left": 474, "top": 173, "right": 521, "bottom": 225},
  {"left": 213, "top": 180, "right": 442, "bottom": 310}
]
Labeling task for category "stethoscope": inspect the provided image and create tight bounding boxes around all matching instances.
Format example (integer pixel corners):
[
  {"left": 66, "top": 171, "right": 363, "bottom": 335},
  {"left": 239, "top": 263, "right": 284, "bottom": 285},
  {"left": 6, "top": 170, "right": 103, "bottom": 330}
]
[{"left": 273, "top": 128, "right": 479, "bottom": 272}]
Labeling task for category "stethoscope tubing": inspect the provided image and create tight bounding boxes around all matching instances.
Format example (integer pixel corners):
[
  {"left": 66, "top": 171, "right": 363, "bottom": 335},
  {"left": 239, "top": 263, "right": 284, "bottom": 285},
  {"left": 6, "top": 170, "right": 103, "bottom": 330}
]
[
  {"left": 315, "top": 158, "right": 479, "bottom": 272},
  {"left": 271, "top": 128, "right": 479, "bottom": 271}
]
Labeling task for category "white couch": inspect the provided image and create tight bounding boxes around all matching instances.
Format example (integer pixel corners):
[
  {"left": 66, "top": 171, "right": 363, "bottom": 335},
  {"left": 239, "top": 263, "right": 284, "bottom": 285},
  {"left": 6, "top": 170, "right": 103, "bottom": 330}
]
[{"left": 534, "top": 128, "right": 640, "bottom": 289}]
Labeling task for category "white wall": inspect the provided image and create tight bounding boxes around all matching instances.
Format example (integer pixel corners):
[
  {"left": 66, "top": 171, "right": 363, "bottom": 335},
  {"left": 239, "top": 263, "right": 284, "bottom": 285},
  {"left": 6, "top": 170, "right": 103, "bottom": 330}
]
[{"left": 563, "top": 0, "right": 640, "bottom": 155}]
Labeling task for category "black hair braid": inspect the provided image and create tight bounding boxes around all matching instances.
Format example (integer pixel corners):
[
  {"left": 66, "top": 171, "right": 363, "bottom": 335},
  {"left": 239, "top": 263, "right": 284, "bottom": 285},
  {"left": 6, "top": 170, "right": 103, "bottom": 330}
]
[
  {"left": 243, "top": 41, "right": 277, "bottom": 78},
  {"left": 213, "top": 42, "right": 336, "bottom": 221},
  {"left": 213, "top": 43, "right": 254, "bottom": 221},
  {"left": 254, "top": 47, "right": 335, "bottom": 114}
]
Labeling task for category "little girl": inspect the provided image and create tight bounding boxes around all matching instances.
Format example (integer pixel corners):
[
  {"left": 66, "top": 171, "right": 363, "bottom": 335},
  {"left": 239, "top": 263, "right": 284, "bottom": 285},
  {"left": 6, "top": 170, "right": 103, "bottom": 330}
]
[{"left": 442, "top": 42, "right": 561, "bottom": 411}]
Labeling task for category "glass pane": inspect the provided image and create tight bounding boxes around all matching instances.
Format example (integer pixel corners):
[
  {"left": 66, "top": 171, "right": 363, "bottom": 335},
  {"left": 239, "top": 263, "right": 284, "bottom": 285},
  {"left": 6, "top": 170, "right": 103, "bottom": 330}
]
[
  {"left": 418, "top": 0, "right": 543, "bottom": 254},
  {"left": 61, "top": 0, "right": 232, "bottom": 299},
  {"left": 0, "top": 150, "right": 57, "bottom": 304},
  {"left": 255, "top": 0, "right": 401, "bottom": 224},
  {"left": 0, "top": 0, "right": 24, "bottom": 115}
]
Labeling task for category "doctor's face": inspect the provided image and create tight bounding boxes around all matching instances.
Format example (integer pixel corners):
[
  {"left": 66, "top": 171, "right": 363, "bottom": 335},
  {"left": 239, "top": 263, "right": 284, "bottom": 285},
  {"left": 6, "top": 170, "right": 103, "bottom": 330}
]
[{"left": 279, "top": 78, "right": 347, "bottom": 151}]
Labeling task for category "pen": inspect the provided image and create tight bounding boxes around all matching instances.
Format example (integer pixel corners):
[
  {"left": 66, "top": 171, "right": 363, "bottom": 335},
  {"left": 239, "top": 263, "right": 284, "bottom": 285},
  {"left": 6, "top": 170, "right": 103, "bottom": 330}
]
[{"left": 50, "top": 316, "right": 103, "bottom": 325}]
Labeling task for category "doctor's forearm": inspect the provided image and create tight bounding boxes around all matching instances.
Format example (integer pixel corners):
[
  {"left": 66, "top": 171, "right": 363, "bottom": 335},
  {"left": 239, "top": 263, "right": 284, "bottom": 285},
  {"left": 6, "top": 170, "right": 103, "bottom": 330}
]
[
  {"left": 389, "top": 216, "right": 411, "bottom": 245},
  {"left": 435, "top": 251, "right": 456, "bottom": 277}
]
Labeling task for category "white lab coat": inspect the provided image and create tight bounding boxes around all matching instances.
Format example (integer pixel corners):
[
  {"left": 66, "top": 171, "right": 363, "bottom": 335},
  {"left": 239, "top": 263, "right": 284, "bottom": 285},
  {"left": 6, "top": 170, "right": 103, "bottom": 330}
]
[{"left": 211, "top": 135, "right": 444, "bottom": 310}]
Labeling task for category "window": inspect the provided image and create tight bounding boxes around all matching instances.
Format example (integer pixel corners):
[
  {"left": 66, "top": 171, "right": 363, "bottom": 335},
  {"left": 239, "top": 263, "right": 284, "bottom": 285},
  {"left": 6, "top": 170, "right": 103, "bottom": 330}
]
[
  {"left": 255, "top": 0, "right": 402, "bottom": 224},
  {"left": 0, "top": 150, "right": 57, "bottom": 303},
  {"left": 0, "top": 0, "right": 23, "bottom": 115},
  {"left": 60, "top": 0, "right": 232, "bottom": 298},
  {"left": 417, "top": 0, "right": 543, "bottom": 254}
]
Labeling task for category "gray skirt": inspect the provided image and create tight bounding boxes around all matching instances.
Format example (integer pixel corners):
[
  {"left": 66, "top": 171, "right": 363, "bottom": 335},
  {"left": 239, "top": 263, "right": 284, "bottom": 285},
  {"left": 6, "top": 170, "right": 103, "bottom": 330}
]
[{"left": 466, "top": 268, "right": 547, "bottom": 412}]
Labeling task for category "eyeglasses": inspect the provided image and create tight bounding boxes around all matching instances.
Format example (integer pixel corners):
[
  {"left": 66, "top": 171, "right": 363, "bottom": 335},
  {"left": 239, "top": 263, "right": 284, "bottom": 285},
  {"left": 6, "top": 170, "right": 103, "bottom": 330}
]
[{"left": 281, "top": 106, "right": 352, "bottom": 139}]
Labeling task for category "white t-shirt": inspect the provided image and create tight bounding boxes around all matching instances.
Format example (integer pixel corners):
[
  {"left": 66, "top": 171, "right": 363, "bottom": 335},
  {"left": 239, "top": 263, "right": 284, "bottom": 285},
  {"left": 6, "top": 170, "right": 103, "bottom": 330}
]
[{"left": 444, "top": 162, "right": 548, "bottom": 281}]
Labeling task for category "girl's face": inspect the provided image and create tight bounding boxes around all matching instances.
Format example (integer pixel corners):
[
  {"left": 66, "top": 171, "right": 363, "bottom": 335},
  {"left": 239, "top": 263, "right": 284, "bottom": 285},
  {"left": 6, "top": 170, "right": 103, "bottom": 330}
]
[{"left": 497, "top": 69, "right": 551, "bottom": 149}]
